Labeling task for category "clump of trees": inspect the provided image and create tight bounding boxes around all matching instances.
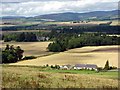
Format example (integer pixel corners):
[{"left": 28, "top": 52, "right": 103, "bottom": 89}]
[
  {"left": 2, "top": 44, "right": 24, "bottom": 63},
  {"left": 3, "top": 32, "right": 38, "bottom": 42},
  {"left": 48, "top": 33, "right": 120, "bottom": 52}
]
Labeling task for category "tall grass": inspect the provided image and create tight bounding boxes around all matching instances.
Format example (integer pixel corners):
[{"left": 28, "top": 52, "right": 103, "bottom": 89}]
[{"left": 2, "top": 65, "right": 119, "bottom": 89}]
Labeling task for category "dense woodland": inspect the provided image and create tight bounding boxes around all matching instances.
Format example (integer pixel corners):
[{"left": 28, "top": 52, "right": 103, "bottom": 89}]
[
  {"left": 48, "top": 33, "right": 120, "bottom": 52},
  {"left": 2, "top": 25, "right": 120, "bottom": 34},
  {"left": 2, "top": 32, "right": 38, "bottom": 42}
]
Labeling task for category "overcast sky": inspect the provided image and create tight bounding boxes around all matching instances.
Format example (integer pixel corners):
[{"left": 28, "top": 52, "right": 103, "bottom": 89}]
[{"left": 1, "top": 0, "right": 119, "bottom": 17}]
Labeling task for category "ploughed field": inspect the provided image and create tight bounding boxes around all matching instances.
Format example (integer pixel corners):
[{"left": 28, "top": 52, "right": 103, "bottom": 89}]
[
  {"left": 4, "top": 41, "right": 119, "bottom": 68},
  {"left": 2, "top": 65, "right": 119, "bottom": 88}
]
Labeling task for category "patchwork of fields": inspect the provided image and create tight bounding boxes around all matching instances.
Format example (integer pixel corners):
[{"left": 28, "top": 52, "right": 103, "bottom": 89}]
[
  {"left": 44, "top": 20, "right": 119, "bottom": 26},
  {"left": 3, "top": 42, "right": 118, "bottom": 68}
]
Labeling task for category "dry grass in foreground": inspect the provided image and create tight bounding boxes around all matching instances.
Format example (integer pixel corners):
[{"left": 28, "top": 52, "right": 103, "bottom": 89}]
[{"left": 2, "top": 65, "right": 119, "bottom": 89}]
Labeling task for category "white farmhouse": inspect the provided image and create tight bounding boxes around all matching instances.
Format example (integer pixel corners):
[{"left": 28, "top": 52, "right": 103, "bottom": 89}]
[
  {"left": 60, "top": 64, "right": 72, "bottom": 70},
  {"left": 74, "top": 64, "right": 86, "bottom": 70}
]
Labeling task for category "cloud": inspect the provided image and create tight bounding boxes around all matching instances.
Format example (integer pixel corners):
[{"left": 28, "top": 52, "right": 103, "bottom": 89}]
[{"left": 1, "top": 0, "right": 119, "bottom": 16}]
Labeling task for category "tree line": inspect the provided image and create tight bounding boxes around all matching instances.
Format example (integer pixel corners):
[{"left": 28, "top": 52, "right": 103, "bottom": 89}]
[
  {"left": 2, "top": 24, "right": 120, "bottom": 34},
  {"left": 47, "top": 33, "right": 120, "bottom": 52},
  {"left": 3, "top": 32, "right": 38, "bottom": 42}
]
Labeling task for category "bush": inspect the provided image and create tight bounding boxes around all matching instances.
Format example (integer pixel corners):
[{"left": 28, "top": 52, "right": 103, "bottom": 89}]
[
  {"left": 23, "top": 56, "right": 37, "bottom": 60},
  {"left": 55, "top": 65, "right": 60, "bottom": 69},
  {"left": 46, "top": 64, "right": 49, "bottom": 67},
  {"left": 109, "top": 66, "right": 117, "bottom": 70}
]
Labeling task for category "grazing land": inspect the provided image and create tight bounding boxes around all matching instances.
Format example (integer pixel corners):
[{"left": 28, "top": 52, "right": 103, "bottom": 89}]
[
  {"left": 44, "top": 20, "right": 119, "bottom": 26},
  {"left": 6, "top": 43, "right": 119, "bottom": 68},
  {"left": 2, "top": 65, "right": 119, "bottom": 88}
]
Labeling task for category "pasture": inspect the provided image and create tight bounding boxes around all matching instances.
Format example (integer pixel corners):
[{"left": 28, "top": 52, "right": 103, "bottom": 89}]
[
  {"left": 5, "top": 42, "right": 118, "bottom": 68},
  {"left": 2, "top": 65, "right": 119, "bottom": 88},
  {"left": 44, "top": 20, "right": 119, "bottom": 26}
]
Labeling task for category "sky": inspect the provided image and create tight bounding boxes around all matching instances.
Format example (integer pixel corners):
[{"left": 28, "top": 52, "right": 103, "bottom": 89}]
[{"left": 1, "top": 0, "right": 119, "bottom": 17}]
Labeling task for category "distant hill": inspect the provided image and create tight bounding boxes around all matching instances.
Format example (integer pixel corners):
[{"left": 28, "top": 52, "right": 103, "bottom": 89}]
[
  {"left": 2, "top": 16, "right": 25, "bottom": 20},
  {"left": 2, "top": 10, "right": 119, "bottom": 21},
  {"left": 34, "top": 10, "right": 119, "bottom": 21}
]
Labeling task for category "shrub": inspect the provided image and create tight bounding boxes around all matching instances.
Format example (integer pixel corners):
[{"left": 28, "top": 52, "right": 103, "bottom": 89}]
[
  {"left": 55, "top": 65, "right": 60, "bottom": 69},
  {"left": 23, "top": 56, "right": 37, "bottom": 60},
  {"left": 46, "top": 64, "right": 49, "bottom": 67}
]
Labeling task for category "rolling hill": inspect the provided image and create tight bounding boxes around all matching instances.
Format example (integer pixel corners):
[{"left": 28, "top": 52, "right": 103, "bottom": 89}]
[
  {"left": 2, "top": 10, "right": 119, "bottom": 21},
  {"left": 34, "top": 10, "right": 119, "bottom": 21}
]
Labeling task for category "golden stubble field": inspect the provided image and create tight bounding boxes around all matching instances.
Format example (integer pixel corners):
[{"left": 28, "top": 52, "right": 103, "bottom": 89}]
[
  {"left": 4, "top": 42, "right": 118, "bottom": 68},
  {"left": 2, "top": 42, "right": 53, "bottom": 56}
]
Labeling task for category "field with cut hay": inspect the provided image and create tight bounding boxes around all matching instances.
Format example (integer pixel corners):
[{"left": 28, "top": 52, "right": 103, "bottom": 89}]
[
  {"left": 5, "top": 42, "right": 118, "bottom": 68},
  {"left": 2, "top": 42, "right": 53, "bottom": 57}
]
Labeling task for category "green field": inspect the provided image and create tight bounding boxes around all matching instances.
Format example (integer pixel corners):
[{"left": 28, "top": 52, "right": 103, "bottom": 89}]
[{"left": 2, "top": 65, "right": 119, "bottom": 88}]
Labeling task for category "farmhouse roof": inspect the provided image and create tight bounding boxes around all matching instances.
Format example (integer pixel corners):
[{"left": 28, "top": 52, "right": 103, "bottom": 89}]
[
  {"left": 74, "top": 64, "right": 86, "bottom": 67},
  {"left": 74, "top": 64, "right": 97, "bottom": 68},
  {"left": 86, "top": 64, "right": 97, "bottom": 68}
]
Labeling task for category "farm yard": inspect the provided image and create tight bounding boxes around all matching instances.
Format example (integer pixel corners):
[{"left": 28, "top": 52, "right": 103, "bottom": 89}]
[
  {"left": 3, "top": 41, "right": 118, "bottom": 68},
  {"left": 2, "top": 65, "right": 119, "bottom": 88}
]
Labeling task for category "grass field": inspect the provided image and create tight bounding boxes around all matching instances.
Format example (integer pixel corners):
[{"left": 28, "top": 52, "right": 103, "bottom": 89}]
[
  {"left": 44, "top": 20, "right": 119, "bottom": 26},
  {"left": 5, "top": 42, "right": 118, "bottom": 68},
  {"left": 2, "top": 65, "right": 119, "bottom": 88}
]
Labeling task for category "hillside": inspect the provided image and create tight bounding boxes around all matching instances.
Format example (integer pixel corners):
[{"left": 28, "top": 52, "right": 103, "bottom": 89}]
[
  {"left": 34, "top": 10, "right": 119, "bottom": 21},
  {"left": 2, "top": 10, "right": 119, "bottom": 21},
  {"left": 9, "top": 45, "right": 119, "bottom": 68}
]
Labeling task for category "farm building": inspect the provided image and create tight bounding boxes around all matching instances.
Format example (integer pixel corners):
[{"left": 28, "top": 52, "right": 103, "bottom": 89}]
[
  {"left": 60, "top": 64, "right": 72, "bottom": 70},
  {"left": 73, "top": 64, "right": 98, "bottom": 71},
  {"left": 60, "top": 64, "right": 98, "bottom": 71},
  {"left": 36, "top": 36, "right": 49, "bottom": 41},
  {"left": 73, "top": 64, "right": 86, "bottom": 70},
  {"left": 86, "top": 64, "right": 98, "bottom": 71}
]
